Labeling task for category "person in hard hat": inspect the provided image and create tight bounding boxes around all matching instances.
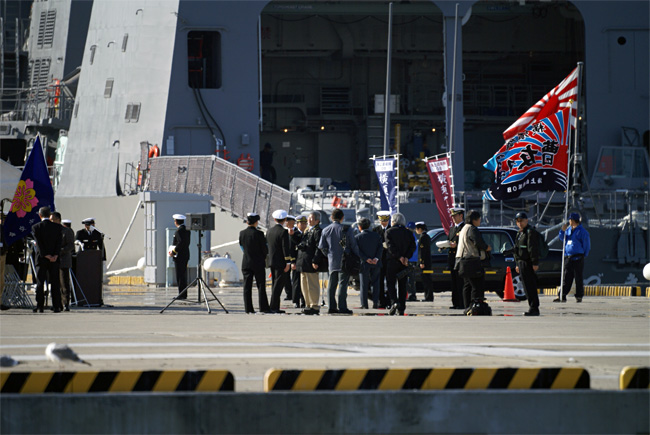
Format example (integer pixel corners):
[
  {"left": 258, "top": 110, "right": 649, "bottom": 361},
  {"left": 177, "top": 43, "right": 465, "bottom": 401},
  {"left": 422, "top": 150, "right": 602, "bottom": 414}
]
[{"left": 169, "top": 214, "right": 190, "bottom": 299}]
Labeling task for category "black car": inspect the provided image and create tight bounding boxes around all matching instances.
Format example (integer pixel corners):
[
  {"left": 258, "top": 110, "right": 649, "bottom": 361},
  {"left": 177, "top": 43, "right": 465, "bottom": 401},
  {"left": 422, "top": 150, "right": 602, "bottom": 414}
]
[{"left": 425, "top": 227, "right": 563, "bottom": 300}]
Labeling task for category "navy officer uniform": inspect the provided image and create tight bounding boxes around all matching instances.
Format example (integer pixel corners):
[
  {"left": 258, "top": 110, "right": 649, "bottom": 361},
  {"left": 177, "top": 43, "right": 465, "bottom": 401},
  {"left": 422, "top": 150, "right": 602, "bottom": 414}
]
[
  {"left": 372, "top": 210, "right": 391, "bottom": 307},
  {"left": 75, "top": 217, "right": 105, "bottom": 260},
  {"left": 266, "top": 209, "right": 291, "bottom": 313},
  {"left": 446, "top": 207, "right": 465, "bottom": 309},
  {"left": 415, "top": 222, "right": 434, "bottom": 302},
  {"left": 239, "top": 213, "right": 270, "bottom": 313},
  {"left": 169, "top": 214, "right": 191, "bottom": 299}
]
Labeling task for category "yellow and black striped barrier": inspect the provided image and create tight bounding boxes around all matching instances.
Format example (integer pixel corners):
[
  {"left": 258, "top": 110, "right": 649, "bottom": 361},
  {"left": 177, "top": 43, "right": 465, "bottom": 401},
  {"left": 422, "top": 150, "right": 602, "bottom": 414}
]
[
  {"left": 264, "top": 367, "right": 590, "bottom": 391},
  {"left": 0, "top": 370, "right": 234, "bottom": 394},
  {"left": 541, "top": 285, "right": 646, "bottom": 297},
  {"left": 620, "top": 366, "right": 649, "bottom": 390}
]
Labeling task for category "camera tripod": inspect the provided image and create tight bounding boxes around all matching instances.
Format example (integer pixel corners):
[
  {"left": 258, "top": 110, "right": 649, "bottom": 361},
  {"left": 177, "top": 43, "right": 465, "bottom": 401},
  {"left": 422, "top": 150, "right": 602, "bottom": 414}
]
[{"left": 160, "top": 230, "right": 228, "bottom": 314}]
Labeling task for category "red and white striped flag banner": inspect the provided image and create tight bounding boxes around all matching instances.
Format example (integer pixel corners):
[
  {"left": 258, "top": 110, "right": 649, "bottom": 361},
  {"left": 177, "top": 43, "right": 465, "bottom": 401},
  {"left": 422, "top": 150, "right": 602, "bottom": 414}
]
[
  {"left": 425, "top": 154, "right": 455, "bottom": 234},
  {"left": 503, "top": 67, "right": 578, "bottom": 140}
]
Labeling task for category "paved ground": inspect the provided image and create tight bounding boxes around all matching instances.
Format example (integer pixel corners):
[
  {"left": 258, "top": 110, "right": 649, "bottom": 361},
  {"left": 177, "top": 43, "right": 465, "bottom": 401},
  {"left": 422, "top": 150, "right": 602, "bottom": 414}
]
[{"left": 1, "top": 285, "right": 648, "bottom": 392}]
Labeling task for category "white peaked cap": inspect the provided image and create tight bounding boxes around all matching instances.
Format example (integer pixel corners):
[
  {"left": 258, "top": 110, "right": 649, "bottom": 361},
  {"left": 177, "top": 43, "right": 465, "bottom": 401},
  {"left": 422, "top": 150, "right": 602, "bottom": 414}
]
[
  {"left": 272, "top": 209, "right": 288, "bottom": 220},
  {"left": 172, "top": 214, "right": 186, "bottom": 220}
]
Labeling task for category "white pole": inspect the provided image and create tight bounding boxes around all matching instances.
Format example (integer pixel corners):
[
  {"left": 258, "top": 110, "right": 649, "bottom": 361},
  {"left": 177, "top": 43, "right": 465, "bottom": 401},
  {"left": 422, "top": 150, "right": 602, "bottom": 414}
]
[
  {"left": 558, "top": 62, "right": 583, "bottom": 299},
  {"left": 106, "top": 200, "right": 142, "bottom": 270},
  {"left": 382, "top": 2, "right": 394, "bottom": 156},
  {"left": 449, "top": 4, "right": 459, "bottom": 155}
]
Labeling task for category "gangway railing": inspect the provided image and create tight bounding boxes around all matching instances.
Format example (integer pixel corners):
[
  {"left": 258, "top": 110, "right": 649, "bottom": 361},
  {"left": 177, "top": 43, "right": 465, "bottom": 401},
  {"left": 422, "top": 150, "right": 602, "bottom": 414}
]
[{"left": 147, "top": 155, "right": 291, "bottom": 229}]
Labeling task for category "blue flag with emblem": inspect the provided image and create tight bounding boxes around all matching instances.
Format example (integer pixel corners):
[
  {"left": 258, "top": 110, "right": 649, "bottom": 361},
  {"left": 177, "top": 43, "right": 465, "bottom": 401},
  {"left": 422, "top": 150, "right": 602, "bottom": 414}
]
[
  {"left": 3, "top": 136, "right": 56, "bottom": 247},
  {"left": 374, "top": 158, "right": 398, "bottom": 214}
]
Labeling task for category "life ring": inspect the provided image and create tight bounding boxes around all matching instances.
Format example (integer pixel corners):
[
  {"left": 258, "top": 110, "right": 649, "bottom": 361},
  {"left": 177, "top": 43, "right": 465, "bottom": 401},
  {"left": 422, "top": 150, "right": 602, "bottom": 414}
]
[
  {"left": 148, "top": 144, "right": 160, "bottom": 158},
  {"left": 332, "top": 196, "right": 341, "bottom": 208},
  {"left": 237, "top": 153, "right": 254, "bottom": 172},
  {"left": 53, "top": 79, "right": 61, "bottom": 107}
]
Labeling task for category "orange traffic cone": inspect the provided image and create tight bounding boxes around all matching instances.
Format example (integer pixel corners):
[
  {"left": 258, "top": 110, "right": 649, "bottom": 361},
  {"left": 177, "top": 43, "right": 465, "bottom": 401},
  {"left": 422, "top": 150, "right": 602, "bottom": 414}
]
[{"left": 502, "top": 266, "right": 518, "bottom": 302}]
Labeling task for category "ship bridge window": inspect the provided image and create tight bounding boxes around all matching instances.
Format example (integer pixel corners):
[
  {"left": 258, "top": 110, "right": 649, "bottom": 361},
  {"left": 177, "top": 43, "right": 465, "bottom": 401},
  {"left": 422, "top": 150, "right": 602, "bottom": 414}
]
[{"left": 187, "top": 31, "right": 222, "bottom": 89}]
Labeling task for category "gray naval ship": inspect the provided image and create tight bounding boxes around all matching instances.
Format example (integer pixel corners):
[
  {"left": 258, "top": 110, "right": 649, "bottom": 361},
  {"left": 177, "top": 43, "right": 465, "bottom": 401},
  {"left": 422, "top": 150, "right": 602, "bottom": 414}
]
[{"left": 0, "top": 0, "right": 648, "bottom": 288}]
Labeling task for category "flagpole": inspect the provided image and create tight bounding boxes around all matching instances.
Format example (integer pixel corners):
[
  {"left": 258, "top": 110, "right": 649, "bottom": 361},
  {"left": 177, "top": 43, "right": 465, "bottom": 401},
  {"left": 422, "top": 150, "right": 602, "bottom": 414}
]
[
  {"left": 382, "top": 2, "right": 394, "bottom": 157},
  {"left": 558, "top": 62, "right": 583, "bottom": 299},
  {"left": 448, "top": 3, "right": 459, "bottom": 157}
]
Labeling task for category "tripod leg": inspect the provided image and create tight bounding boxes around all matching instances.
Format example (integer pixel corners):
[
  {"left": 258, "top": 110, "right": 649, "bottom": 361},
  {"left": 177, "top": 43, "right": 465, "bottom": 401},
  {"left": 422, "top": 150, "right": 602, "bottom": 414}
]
[
  {"left": 160, "top": 278, "right": 195, "bottom": 313},
  {"left": 198, "top": 280, "right": 211, "bottom": 314},
  {"left": 202, "top": 280, "right": 229, "bottom": 313}
]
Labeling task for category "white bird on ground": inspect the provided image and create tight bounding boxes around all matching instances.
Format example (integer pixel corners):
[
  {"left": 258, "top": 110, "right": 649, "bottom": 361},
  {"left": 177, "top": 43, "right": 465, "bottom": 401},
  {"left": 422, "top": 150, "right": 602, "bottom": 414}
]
[
  {"left": 45, "top": 343, "right": 91, "bottom": 366},
  {"left": 0, "top": 355, "right": 20, "bottom": 367}
]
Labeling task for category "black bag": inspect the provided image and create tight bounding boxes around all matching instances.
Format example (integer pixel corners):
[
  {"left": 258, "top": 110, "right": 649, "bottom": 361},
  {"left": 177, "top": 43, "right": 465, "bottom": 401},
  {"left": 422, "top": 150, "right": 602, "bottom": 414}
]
[
  {"left": 342, "top": 251, "right": 360, "bottom": 274},
  {"left": 457, "top": 257, "right": 484, "bottom": 279},
  {"left": 466, "top": 300, "right": 492, "bottom": 316}
]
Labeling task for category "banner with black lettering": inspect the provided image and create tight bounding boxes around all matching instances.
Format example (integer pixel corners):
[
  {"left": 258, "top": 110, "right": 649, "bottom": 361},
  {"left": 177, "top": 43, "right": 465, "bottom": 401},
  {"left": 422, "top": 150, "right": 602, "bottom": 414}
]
[{"left": 374, "top": 158, "right": 398, "bottom": 215}]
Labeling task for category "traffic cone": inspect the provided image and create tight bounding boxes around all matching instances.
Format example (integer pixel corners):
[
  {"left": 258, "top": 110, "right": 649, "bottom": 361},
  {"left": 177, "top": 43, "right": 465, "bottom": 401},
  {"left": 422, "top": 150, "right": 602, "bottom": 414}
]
[{"left": 503, "top": 266, "right": 518, "bottom": 302}]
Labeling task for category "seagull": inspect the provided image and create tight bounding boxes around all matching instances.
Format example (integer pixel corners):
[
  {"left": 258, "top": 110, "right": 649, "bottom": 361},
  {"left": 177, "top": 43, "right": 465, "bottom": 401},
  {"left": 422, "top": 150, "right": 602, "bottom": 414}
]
[
  {"left": 45, "top": 343, "right": 91, "bottom": 366},
  {"left": 0, "top": 355, "right": 20, "bottom": 367}
]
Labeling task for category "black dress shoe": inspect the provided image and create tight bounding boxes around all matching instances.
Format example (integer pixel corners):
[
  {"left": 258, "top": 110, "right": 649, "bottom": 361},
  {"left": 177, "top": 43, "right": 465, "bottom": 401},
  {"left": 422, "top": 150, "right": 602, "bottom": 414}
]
[
  {"left": 65, "top": 305, "right": 70, "bottom": 312},
  {"left": 524, "top": 310, "right": 540, "bottom": 316},
  {"left": 272, "top": 309, "right": 286, "bottom": 314},
  {"left": 246, "top": 310, "right": 256, "bottom": 314},
  {"left": 53, "top": 308, "right": 61, "bottom": 313},
  {"left": 575, "top": 297, "right": 583, "bottom": 302},
  {"left": 388, "top": 303, "right": 398, "bottom": 316},
  {"left": 398, "top": 311, "right": 405, "bottom": 316},
  {"left": 327, "top": 308, "right": 339, "bottom": 314},
  {"left": 552, "top": 297, "right": 566, "bottom": 303},
  {"left": 1, "top": 305, "right": 10, "bottom": 311},
  {"left": 372, "top": 304, "right": 379, "bottom": 309},
  {"left": 33, "top": 307, "right": 44, "bottom": 313},
  {"left": 177, "top": 294, "right": 187, "bottom": 300},
  {"left": 407, "top": 296, "right": 418, "bottom": 302},
  {"left": 339, "top": 309, "right": 353, "bottom": 315}
]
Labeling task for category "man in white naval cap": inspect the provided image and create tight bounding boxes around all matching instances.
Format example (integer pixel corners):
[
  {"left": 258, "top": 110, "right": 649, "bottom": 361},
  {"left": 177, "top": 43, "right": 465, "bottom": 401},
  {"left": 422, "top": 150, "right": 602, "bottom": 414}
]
[
  {"left": 75, "top": 217, "right": 104, "bottom": 258},
  {"left": 169, "top": 214, "right": 190, "bottom": 299},
  {"left": 372, "top": 210, "right": 391, "bottom": 308},
  {"left": 266, "top": 209, "right": 291, "bottom": 313},
  {"left": 239, "top": 213, "right": 271, "bottom": 313}
]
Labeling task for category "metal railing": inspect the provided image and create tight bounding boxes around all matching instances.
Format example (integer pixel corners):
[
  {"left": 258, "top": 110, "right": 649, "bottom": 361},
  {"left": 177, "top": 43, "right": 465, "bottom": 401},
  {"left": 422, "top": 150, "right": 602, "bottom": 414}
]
[{"left": 147, "top": 155, "right": 292, "bottom": 229}]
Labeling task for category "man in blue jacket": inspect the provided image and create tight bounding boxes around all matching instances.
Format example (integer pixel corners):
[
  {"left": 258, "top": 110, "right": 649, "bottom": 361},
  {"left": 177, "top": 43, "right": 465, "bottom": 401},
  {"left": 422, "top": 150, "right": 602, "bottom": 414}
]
[
  {"left": 355, "top": 217, "right": 383, "bottom": 309},
  {"left": 318, "top": 208, "right": 353, "bottom": 314},
  {"left": 555, "top": 212, "right": 591, "bottom": 303}
]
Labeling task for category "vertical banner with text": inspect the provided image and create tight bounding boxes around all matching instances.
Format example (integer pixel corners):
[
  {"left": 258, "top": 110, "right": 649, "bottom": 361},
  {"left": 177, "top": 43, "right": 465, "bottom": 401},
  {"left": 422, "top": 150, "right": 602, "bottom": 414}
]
[
  {"left": 426, "top": 155, "right": 454, "bottom": 234},
  {"left": 374, "top": 158, "right": 398, "bottom": 215}
]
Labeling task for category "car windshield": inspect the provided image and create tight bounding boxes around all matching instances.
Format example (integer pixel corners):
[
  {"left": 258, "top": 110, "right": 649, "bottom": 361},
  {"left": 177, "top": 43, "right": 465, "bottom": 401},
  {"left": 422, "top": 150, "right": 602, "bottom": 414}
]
[{"left": 427, "top": 228, "right": 513, "bottom": 254}]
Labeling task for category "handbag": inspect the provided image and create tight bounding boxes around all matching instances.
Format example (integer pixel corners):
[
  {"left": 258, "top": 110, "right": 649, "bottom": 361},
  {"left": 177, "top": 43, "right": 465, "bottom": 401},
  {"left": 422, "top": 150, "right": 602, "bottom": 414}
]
[{"left": 342, "top": 251, "right": 360, "bottom": 274}]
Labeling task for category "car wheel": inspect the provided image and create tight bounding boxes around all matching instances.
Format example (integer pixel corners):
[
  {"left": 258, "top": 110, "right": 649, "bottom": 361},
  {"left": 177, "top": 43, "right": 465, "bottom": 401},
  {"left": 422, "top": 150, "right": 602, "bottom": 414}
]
[{"left": 511, "top": 275, "right": 528, "bottom": 301}]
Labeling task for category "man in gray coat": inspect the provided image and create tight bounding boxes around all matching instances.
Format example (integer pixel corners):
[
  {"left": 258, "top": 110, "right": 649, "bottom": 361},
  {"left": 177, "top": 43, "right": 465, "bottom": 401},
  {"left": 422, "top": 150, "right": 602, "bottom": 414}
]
[
  {"left": 318, "top": 208, "right": 353, "bottom": 314},
  {"left": 52, "top": 213, "right": 75, "bottom": 311}
]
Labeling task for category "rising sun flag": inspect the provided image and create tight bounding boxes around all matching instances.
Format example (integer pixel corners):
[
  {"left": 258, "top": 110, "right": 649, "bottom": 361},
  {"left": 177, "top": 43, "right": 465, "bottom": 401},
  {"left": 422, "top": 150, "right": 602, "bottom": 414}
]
[
  {"left": 3, "top": 136, "right": 56, "bottom": 247},
  {"left": 483, "top": 107, "right": 573, "bottom": 201}
]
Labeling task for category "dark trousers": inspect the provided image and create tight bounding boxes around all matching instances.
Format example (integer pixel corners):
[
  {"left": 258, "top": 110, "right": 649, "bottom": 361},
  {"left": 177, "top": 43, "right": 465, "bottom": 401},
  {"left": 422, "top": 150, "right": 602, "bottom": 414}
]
[
  {"left": 35, "top": 260, "right": 60, "bottom": 309},
  {"left": 450, "top": 266, "right": 464, "bottom": 308},
  {"left": 291, "top": 270, "right": 304, "bottom": 306},
  {"left": 386, "top": 259, "right": 408, "bottom": 313},
  {"left": 379, "top": 265, "right": 390, "bottom": 306},
  {"left": 59, "top": 267, "right": 71, "bottom": 308},
  {"left": 359, "top": 263, "right": 380, "bottom": 308},
  {"left": 283, "top": 270, "right": 292, "bottom": 299},
  {"left": 421, "top": 272, "right": 434, "bottom": 301},
  {"left": 561, "top": 256, "right": 585, "bottom": 298},
  {"left": 270, "top": 267, "right": 287, "bottom": 311},
  {"left": 242, "top": 267, "right": 270, "bottom": 313},
  {"left": 174, "top": 258, "right": 188, "bottom": 297},
  {"left": 462, "top": 275, "right": 485, "bottom": 307},
  {"left": 517, "top": 260, "right": 539, "bottom": 310}
]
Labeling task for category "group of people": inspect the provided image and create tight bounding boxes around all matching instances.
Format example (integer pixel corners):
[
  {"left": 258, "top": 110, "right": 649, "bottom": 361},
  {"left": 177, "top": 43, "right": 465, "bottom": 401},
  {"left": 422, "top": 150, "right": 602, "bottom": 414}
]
[
  {"left": 237, "top": 206, "right": 591, "bottom": 317},
  {"left": 29, "top": 207, "right": 105, "bottom": 313}
]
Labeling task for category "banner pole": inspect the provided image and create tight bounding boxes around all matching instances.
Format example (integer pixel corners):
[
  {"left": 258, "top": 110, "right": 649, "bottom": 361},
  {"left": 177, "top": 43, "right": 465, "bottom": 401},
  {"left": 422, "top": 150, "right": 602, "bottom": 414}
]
[
  {"left": 382, "top": 2, "right": 394, "bottom": 157},
  {"left": 558, "top": 62, "right": 583, "bottom": 299}
]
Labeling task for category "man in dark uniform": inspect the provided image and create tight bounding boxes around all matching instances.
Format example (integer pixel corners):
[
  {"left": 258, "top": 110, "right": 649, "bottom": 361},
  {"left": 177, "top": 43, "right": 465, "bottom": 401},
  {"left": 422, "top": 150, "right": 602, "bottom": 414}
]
[
  {"left": 266, "top": 209, "right": 291, "bottom": 314},
  {"left": 75, "top": 218, "right": 105, "bottom": 259},
  {"left": 169, "top": 214, "right": 190, "bottom": 299},
  {"left": 51, "top": 213, "right": 75, "bottom": 311},
  {"left": 282, "top": 215, "right": 296, "bottom": 301},
  {"left": 385, "top": 212, "right": 416, "bottom": 316},
  {"left": 355, "top": 217, "right": 383, "bottom": 309},
  {"left": 415, "top": 222, "right": 434, "bottom": 302},
  {"left": 513, "top": 212, "right": 541, "bottom": 316},
  {"left": 290, "top": 215, "right": 307, "bottom": 308},
  {"left": 31, "top": 206, "right": 62, "bottom": 313},
  {"left": 372, "top": 210, "right": 391, "bottom": 308},
  {"left": 239, "top": 213, "right": 270, "bottom": 314},
  {"left": 446, "top": 207, "right": 465, "bottom": 309}
]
